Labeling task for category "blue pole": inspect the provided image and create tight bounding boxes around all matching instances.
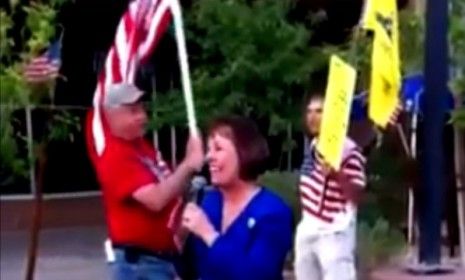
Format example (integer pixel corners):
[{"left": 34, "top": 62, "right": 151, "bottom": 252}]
[{"left": 419, "top": 0, "right": 448, "bottom": 264}]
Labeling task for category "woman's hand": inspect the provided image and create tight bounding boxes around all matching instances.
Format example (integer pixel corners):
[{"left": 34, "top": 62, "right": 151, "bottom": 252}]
[{"left": 182, "top": 202, "right": 219, "bottom": 246}]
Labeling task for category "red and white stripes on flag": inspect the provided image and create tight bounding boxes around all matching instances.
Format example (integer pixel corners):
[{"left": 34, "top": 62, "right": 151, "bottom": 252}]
[
  {"left": 24, "top": 57, "right": 60, "bottom": 83},
  {"left": 91, "top": 0, "right": 172, "bottom": 156}
]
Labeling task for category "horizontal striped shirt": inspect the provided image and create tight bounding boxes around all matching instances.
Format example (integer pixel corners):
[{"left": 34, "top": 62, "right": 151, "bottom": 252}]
[{"left": 299, "top": 137, "right": 366, "bottom": 233}]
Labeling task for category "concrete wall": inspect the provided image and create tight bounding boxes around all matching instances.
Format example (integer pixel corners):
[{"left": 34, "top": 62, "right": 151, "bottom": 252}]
[{"left": 0, "top": 197, "right": 105, "bottom": 231}]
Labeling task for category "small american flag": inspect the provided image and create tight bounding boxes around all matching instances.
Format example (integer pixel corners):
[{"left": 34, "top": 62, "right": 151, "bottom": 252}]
[
  {"left": 90, "top": 0, "right": 172, "bottom": 156},
  {"left": 23, "top": 40, "right": 61, "bottom": 83},
  {"left": 300, "top": 137, "right": 316, "bottom": 177}
]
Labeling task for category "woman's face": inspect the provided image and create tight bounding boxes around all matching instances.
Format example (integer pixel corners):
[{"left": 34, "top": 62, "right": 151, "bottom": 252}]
[{"left": 207, "top": 131, "right": 240, "bottom": 188}]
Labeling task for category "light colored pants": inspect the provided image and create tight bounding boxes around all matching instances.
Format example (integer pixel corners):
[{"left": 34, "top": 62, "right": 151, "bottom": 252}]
[{"left": 294, "top": 220, "right": 356, "bottom": 280}]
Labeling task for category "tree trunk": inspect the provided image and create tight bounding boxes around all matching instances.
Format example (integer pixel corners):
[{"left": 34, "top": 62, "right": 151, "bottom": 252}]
[
  {"left": 24, "top": 142, "right": 47, "bottom": 280},
  {"left": 287, "top": 124, "right": 292, "bottom": 172}
]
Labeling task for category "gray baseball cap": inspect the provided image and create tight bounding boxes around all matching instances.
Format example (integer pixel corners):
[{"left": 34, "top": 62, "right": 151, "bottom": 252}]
[{"left": 103, "top": 83, "right": 144, "bottom": 108}]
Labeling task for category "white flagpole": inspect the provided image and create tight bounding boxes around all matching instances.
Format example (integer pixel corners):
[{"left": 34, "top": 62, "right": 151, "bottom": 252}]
[
  {"left": 151, "top": 76, "right": 159, "bottom": 148},
  {"left": 25, "top": 106, "right": 36, "bottom": 197},
  {"left": 170, "top": 0, "right": 198, "bottom": 136},
  {"left": 171, "top": 126, "right": 177, "bottom": 167},
  {"left": 394, "top": 119, "right": 416, "bottom": 261},
  {"left": 407, "top": 109, "right": 418, "bottom": 259}
]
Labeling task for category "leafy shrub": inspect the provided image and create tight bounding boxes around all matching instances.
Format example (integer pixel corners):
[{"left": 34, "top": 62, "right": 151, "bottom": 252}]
[
  {"left": 357, "top": 218, "right": 406, "bottom": 278},
  {"left": 258, "top": 170, "right": 300, "bottom": 221}
]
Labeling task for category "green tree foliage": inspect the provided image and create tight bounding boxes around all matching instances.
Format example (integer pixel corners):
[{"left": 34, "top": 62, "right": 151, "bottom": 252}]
[
  {"left": 0, "top": 0, "right": 76, "bottom": 186},
  {"left": 150, "top": 0, "right": 326, "bottom": 134},
  {"left": 1, "top": 1, "right": 63, "bottom": 110},
  {"left": 450, "top": 0, "right": 465, "bottom": 128},
  {"left": 398, "top": 9, "right": 424, "bottom": 75},
  {"left": 394, "top": 3, "right": 465, "bottom": 128}
]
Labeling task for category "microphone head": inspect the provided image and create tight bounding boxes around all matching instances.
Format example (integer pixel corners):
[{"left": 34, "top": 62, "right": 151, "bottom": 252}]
[
  {"left": 185, "top": 175, "right": 208, "bottom": 203},
  {"left": 191, "top": 175, "right": 207, "bottom": 191}
]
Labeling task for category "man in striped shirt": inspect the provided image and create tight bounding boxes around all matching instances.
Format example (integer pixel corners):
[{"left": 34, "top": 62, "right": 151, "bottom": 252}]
[{"left": 294, "top": 93, "right": 367, "bottom": 280}]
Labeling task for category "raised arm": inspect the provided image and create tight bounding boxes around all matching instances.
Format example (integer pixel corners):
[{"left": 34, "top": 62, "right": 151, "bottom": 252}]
[
  {"left": 106, "top": 135, "right": 204, "bottom": 212},
  {"left": 338, "top": 149, "right": 367, "bottom": 204},
  {"left": 133, "top": 135, "right": 204, "bottom": 211}
]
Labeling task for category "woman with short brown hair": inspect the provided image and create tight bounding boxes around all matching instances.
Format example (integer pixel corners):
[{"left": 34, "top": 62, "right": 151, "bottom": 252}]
[{"left": 181, "top": 116, "right": 294, "bottom": 280}]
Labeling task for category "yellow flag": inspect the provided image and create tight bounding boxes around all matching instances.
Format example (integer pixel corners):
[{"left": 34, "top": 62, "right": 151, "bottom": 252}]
[
  {"left": 317, "top": 55, "right": 357, "bottom": 170},
  {"left": 369, "top": 31, "right": 401, "bottom": 127},
  {"left": 363, "top": 0, "right": 401, "bottom": 127},
  {"left": 361, "top": 0, "right": 377, "bottom": 30}
]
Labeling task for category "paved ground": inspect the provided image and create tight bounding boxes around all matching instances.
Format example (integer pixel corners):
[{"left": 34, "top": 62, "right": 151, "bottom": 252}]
[
  {"left": 372, "top": 266, "right": 465, "bottom": 280},
  {"left": 0, "top": 226, "right": 110, "bottom": 280},
  {"left": 3, "top": 226, "right": 465, "bottom": 280},
  {"left": 1, "top": 198, "right": 464, "bottom": 280},
  {"left": 0, "top": 226, "right": 295, "bottom": 280}
]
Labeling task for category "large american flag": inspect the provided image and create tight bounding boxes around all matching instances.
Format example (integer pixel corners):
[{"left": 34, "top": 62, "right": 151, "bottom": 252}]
[
  {"left": 23, "top": 40, "right": 61, "bottom": 83},
  {"left": 89, "top": 0, "right": 172, "bottom": 156}
]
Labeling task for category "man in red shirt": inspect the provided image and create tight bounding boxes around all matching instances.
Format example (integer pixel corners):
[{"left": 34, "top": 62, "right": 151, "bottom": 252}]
[{"left": 86, "top": 83, "right": 204, "bottom": 280}]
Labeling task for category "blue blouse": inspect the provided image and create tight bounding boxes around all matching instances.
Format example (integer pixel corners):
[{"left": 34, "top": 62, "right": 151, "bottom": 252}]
[{"left": 188, "top": 187, "right": 294, "bottom": 280}]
